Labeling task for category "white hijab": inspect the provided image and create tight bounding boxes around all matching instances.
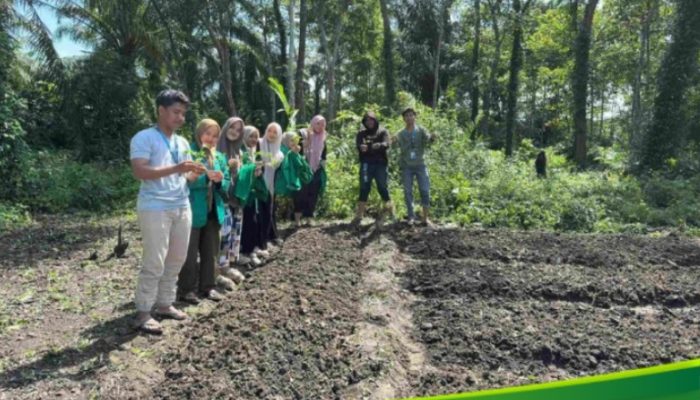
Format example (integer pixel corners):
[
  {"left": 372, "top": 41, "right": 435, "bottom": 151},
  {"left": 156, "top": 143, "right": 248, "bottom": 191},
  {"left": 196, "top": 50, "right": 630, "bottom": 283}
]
[{"left": 260, "top": 122, "right": 284, "bottom": 195}]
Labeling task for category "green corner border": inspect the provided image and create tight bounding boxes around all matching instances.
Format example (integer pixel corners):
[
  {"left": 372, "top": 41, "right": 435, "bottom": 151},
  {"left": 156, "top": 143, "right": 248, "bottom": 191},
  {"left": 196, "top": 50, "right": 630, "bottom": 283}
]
[{"left": 404, "top": 359, "right": 700, "bottom": 400}]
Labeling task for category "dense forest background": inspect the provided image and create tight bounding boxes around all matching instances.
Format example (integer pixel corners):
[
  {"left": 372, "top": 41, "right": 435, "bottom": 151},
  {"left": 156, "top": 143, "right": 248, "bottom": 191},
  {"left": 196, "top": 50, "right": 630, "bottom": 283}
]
[{"left": 3, "top": 0, "right": 700, "bottom": 233}]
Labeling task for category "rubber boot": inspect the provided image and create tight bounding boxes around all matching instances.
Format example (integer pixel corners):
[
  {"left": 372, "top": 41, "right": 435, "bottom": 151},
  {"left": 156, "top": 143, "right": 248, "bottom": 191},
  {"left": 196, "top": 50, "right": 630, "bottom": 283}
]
[{"left": 352, "top": 202, "right": 366, "bottom": 226}]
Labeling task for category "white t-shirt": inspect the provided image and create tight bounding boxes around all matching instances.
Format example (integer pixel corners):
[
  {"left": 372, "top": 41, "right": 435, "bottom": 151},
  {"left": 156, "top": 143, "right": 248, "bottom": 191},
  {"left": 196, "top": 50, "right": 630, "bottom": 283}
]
[{"left": 130, "top": 126, "right": 192, "bottom": 211}]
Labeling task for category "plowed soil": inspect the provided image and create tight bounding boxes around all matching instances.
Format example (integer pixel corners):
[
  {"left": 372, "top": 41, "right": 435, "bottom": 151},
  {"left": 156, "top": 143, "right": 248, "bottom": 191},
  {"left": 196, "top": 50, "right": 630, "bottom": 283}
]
[{"left": 2, "top": 218, "right": 700, "bottom": 399}]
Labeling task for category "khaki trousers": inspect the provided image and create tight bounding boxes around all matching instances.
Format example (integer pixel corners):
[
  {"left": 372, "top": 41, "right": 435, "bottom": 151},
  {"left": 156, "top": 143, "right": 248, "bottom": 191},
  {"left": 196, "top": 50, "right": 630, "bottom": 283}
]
[{"left": 135, "top": 207, "right": 192, "bottom": 312}]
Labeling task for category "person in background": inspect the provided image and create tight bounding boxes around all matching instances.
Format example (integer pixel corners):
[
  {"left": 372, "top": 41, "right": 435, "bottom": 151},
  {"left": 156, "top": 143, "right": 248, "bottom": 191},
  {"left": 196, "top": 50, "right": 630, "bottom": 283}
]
[
  {"left": 275, "top": 131, "right": 312, "bottom": 200},
  {"left": 259, "top": 123, "right": 285, "bottom": 250},
  {"left": 130, "top": 89, "right": 205, "bottom": 335},
  {"left": 352, "top": 111, "right": 393, "bottom": 226},
  {"left": 293, "top": 115, "right": 328, "bottom": 228},
  {"left": 395, "top": 107, "right": 435, "bottom": 226},
  {"left": 178, "top": 119, "right": 230, "bottom": 304},
  {"left": 238, "top": 126, "right": 267, "bottom": 265},
  {"left": 216, "top": 117, "right": 247, "bottom": 284}
]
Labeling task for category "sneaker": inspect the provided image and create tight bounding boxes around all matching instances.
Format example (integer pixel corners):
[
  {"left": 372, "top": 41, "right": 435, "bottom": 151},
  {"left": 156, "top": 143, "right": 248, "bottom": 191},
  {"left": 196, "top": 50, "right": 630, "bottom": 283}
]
[
  {"left": 236, "top": 254, "right": 252, "bottom": 265},
  {"left": 232, "top": 268, "right": 246, "bottom": 284},
  {"left": 180, "top": 291, "right": 200, "bottom": 305},
  {"left": 204, "top": 289, "right": 224, "bottom": 302},
  {"left": 223, "top": 267, "right": 246, "bottom": 284},
  {"left": 256, "top": 249, "right": 270, "bottom": 258},
  {"left": 216, "top": 275, "right": 236, "bottom": 291},
  {"left": 250, "top": 253, "right": 262, "bottom": 266},
  {"left": 273, "top": 238, "right": 284, "bottom": 247}
]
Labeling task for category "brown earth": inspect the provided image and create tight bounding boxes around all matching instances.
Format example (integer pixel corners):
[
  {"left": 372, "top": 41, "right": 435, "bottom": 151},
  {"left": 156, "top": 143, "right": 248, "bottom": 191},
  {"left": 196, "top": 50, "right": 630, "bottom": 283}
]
[{"left": 1, "top": 216, "right": 700, "bottom": 399}]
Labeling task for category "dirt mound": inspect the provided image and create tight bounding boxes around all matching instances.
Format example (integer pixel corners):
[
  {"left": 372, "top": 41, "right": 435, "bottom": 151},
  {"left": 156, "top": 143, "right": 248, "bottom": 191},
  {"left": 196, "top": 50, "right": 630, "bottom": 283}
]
[{"left": 158, "top": 227, "right": 378, "bottom": 400}]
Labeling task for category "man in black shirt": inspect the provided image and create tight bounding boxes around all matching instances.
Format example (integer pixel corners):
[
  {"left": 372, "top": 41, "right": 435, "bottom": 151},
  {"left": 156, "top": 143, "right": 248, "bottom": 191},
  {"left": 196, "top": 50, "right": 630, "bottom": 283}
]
[{"left": 352, "top": 111, "right": 394, "bottom": 225}]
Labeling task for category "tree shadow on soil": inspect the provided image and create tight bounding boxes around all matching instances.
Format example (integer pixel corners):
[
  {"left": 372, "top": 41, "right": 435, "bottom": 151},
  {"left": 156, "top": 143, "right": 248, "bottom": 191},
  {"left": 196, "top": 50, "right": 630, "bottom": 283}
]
[
  {"left": 0, "top": 217, "right": 132, "bottom": 270},
  {"left": 0, "top": 308, "right": 140, "bottom": 388},
  {"left": 319, "top": 220, "right": 391, "bottom": 248}
]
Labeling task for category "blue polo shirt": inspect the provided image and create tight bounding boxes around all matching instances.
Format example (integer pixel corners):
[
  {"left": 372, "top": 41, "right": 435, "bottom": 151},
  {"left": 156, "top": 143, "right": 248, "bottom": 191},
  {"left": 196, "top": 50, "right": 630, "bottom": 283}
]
[{"left": 130, "top": 126, "right": 192, "bottom": 211}]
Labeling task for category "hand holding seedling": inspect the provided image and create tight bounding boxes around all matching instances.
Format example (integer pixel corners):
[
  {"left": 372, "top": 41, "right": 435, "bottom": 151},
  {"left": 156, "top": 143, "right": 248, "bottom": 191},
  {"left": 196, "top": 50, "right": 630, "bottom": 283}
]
[
  {"left": 360, "top": 144, "right": 368, "bottom": 152},
  {"left": 228, "top": 157, "right": 240, "bottom": 170},
  {"left": 176, "top": 160, "right": 202, "bottom": 174},
  {"left": 207, "top": 170, "right": 224, "bottom": 183},
  {"left": 371, "top": 142, "right": 382, "bottom": 150}
]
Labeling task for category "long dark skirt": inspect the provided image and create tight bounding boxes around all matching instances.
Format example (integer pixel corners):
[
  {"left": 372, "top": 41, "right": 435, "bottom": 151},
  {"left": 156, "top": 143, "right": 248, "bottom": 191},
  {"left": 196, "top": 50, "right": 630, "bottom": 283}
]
[
  {"left": 264, "top": 194, "right": 278, "bottom": 241},
  {"left": 240, "top": 199, "right": 267, "bottom": 254},
  {"left": 293, "top": 169, "right": 323, "bottom": 217}
]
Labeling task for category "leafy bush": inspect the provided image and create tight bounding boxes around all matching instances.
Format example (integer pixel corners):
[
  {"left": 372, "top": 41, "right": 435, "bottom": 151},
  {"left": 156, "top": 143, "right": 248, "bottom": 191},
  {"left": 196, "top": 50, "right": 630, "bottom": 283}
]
[
  {"left": 0, "top": 202, "right": 31, "bottom": 232},
  {"left": 4, "top": 88, "right": 700, "bottom": 235},
  {"left": 11, "top": 150, "right": 138, "bottom": 213},
  {"left": 314, "top": 94, "right": 700, "bottom": 233}
]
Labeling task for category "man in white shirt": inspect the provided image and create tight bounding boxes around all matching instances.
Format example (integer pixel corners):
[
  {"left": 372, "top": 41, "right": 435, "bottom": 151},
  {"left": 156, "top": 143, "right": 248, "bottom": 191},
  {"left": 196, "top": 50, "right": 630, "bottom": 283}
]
[{"left": 129, "top": 90, "right": 205, "bottom": 334}]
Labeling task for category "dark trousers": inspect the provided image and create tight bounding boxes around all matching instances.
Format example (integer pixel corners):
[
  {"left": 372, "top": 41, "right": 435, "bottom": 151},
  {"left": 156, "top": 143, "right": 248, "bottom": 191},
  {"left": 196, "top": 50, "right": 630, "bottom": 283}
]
[
  {"left": 240, "top": 193, "right": 276, "bottom": 254},
  {"left": 265, "top": 194, "right": 278, "bottom": 241},
  {"left": 294, "top": 169, "right": 323, "bottom": 217},
  {"left": 179, "top": 216, "right": 220, "bottom": 294},
  {"left": 359, "top": 162, "right": 390, "bottom": 202},
  {"left": 241, "top": 200, "right": 265, "bottom": 254}
]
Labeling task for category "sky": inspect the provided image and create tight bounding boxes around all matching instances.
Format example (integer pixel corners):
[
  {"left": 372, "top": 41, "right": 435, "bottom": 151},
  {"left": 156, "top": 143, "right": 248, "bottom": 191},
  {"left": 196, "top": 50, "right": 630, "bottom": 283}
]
[{"left": 20, "top": 7, "right": 91, "bottom": 59}]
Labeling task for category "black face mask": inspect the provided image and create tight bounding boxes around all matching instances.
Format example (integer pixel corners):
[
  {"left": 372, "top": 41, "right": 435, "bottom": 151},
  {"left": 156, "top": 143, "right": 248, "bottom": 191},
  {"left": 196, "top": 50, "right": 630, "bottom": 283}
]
[{"left": 363, "top": 118, "right": 379, "bottom": 135}]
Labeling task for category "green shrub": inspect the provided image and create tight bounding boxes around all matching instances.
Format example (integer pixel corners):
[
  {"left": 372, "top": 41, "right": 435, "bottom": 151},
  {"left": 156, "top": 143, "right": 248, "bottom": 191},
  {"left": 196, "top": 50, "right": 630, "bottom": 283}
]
[
  {"left": 0, "top": 202, "right": 31, "bottom": 232},
  {"left": 13, "top": 150, "right": 137, "bottom": 213},
  {"left": 5, "top": 90, "right": 700, "bottom": 235},
  {"left": 313, "top": 95, "right": 700, "bottom": 233}
]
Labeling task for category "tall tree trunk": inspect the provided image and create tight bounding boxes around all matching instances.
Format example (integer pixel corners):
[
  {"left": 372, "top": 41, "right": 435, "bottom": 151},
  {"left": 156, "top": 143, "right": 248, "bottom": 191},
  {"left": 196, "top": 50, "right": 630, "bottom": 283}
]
[
  {"left": 482, "top": 0, "right": 503, "bottom": 138},
  {"left": 599, "top": 87, "right": 605, "bottom": 139},
  {"left": 273, "top": 0, "right": 287, "bottom": 85},
  {"left": 432, "top": 1, "right": 453, "bottom": 109},
  {"left": 432, "top": 30, "right": 443, "bottom": 109},
  {"left": 314, "top": 77, "right": 322, "bottom": 116},
  {"left": 209, "top": 30, "right": 237, "bottom": 116},
  {"left": 0, "top": 0, "right": 12, "bottom": 100},
  {"left": 379, "top": 0, "right": 396, "bottom": 108},
  {"left": 588, "top": 81, "right": 595, "bottom": 141},
  {"left": 470, "top": 0, "right": 481, "bottom": 125},
  {"left": 528, "top": 61, "right": 537, "bottom": 134},
  {"left": 318, "top": 22, "right": 333, "bottom": 118},
  {"left": 220, "top": 43, "right": 237, "bottom": 116},
  {"left": 630, "top": 0, "right": 657, "bottom": 148},
  {"left": 640, "top": 0, "right": 700, "bottom": 171},
  {"left": 287, "top": 0, "right": 296, "bottom": 109},
  {"left": 571, "top": 0, "right": 598, "bottom": 168},
  {"left": 319, "top": 0, "right": 349, "bottom": 121},
  {"left": 263, "top": 18, "right": 277, "bottom": 121},
  {"left": 504, "top": 0, "right": 525, "bottom": 157},
  {"left": 294, "top": 0, "right": 308, "bottom": 119}
]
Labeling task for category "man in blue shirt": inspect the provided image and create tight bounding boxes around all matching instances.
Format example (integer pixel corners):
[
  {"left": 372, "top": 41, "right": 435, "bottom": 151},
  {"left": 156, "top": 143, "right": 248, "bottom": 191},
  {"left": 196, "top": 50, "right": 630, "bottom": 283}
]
[
  {"left": 130, "top": 90, "right": 205, "bottom": 334},
  {"left": 396, "top": 107, "right": 435, "bottom": 226}
]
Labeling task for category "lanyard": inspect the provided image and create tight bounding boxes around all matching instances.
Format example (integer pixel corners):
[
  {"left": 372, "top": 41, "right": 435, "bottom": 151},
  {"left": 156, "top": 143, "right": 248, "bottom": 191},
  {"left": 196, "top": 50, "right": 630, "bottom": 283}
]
[
  {"left": 408, "top": 127, "right": 418, "bottom": 149},
  {"left": 156, "top": 126, "right": 179, "bottom": 164}
]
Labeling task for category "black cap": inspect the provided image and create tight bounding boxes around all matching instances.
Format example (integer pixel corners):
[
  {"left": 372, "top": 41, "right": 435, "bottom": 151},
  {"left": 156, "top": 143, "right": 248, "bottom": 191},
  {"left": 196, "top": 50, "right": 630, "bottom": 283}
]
[{"left": 402, "top": 107, "right": 416, "bottom": 117}]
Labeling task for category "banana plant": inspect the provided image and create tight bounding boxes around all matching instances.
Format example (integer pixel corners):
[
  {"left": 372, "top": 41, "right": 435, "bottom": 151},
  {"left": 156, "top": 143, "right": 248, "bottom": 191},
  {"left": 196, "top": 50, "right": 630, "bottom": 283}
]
[{"left": 268, "top": 77, "right": 299, "bottom": 133}]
